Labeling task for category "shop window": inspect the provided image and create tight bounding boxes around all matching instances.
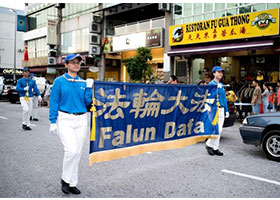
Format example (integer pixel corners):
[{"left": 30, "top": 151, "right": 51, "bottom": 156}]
[
  {"left": 174, "top": 3, "right": 183, "bottom": 18},
  {"left": 253, "top": 4, "right": 266, "bottom": 12},
  {"left": 193, "top": 15, "right": 202, "bottom": 22},
  {"left": 183, "top": 3, "right": 192, "bottom": 16},
  {"left": 204, "top": 13, "right": 213, "bottom": 20},
  {"left": 184, "top": 17, "right": 192, "bottom": 23},
  {"left": 214, "top": 10, "right": 225, "bottom": 18},
  {"left": 174, "top": 18, "right": 183, "bottom": 25},
  {"left": 204, "top": 3, "right": 213, "bottom": 12},
  {"left": 215, "top": 3, "right": 225, "bottom": 11},
  {"left": 226, "top": 3, "right": 238, "bottom": 8},
  {"left": 268, "top": 3, "right": 280, "bottom": 9},
  {"left": 176, "top": 60, "right": 187, "bottom": 77},
  {"left": 226, "top": 8, "right": 238, "bottom": 16},
  {"left": 193, "top": 3, "right": 202, "bottom": 15},
  {"left": 239, "top": 4, "right": 252, "bottom": 14}
]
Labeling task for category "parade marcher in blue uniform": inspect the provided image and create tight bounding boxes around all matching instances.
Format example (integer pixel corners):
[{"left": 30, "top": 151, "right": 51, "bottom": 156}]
[
  {"left": 30, "top": 73, "right": 40, "bottom": 121},
  {"left": 16, "top": 67, "right": 42, "bottom": 130},
  {"left": 49, "top": 54, "right": 93, "bottom": 195},
  {"left": 206, "top": 66, "right": 229, "bottom": 156}
]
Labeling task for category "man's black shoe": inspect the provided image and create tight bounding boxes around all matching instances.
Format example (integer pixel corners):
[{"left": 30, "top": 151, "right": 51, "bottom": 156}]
[
  {"left": 214, "top": 149, "right": 224, "bottom": 156},
  {"left": 69, "top": 187, "right": 81, "bottom": 195},
  {"left": 22, "top": 125, "right": 32, "bottom": 130},
  {"left": 30, "top": 116, "right": 32, "bottom": 121},
  {"left": 33, "top": 118, "right": 39, "bottom": 121},
  {"left": 61, "top": 179, "right": 70, "bottom": 194},
  {"left": 206, "top": 146, "right": 215, "bottom": 156}
]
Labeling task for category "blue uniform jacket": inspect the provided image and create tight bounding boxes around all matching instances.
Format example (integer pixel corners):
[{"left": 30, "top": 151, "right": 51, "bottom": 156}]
[
  {"left": 16, "top": 77, "right": 41, "bottom": 97},
  {"left": 49, "top": 73, "right": 92, "bottom": 124},
  {"left": 209, "top": 80, "right": 229, "bottom": 113}
]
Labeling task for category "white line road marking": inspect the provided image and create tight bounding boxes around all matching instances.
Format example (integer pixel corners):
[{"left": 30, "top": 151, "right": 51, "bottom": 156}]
[
  {"left": 146, "top": 152, "right": 152, "bottom": 154},
  {"left": 221, "top": 169, "right": 280, "bottom": 186},
  {"left": 29, "top": 124, "right": 36, "bottom": 127},
  {"left": 0, "top": 116, "right": 8, "bottom": 120}
]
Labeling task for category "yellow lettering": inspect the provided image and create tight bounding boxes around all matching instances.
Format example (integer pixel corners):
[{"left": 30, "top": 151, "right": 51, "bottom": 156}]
[
  {"left": 112, "top": 131, "right": 124, "bottom": 146},
  {"left": 99, "top": 127, "right": 112, "bottom": 148},
  {"left": 133, "top": 128, "right": 144, "bottom": 142},
  {"left": 164, "top": 122, "right": 175, "bottom": 139},
  {"left": 194, "top": 121, "right": 204, "bottom": 133},
  {"left": 145, "top": 127, "right": 156, "bottom": 141},
  {"left": 177, "top": 124, "right": 186, "bottom": 136}
]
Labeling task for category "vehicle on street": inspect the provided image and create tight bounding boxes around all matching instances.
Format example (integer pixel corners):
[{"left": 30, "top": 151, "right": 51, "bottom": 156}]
[
  {"left": 239, "top": 112, "right": 280, "bottom": 162},
  {"left": 0, "top": 76, "right": 4, "bottom": 96}
]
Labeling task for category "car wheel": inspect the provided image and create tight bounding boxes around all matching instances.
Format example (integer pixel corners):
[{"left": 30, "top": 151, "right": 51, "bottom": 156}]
[{"left": 262, "top": 130, "right": 280, "bottom": 162}]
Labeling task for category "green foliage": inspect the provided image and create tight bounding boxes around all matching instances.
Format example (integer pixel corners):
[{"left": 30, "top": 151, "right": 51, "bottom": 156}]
[{"left": 122, "top": 47, "right": 153, "bottom": 83}]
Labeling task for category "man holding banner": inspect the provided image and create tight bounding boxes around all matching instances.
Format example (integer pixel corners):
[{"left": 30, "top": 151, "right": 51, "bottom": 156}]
[
  {"left": 49, "top": 54, "right": 93, "bottom": 195},
  {"left": 206, "top": 66, "right": 229, "bottom": 156}
]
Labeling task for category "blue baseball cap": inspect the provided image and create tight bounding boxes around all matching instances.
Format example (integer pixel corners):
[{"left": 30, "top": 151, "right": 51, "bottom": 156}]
[
  {"left": 64, "top": 54, "right": 82, "bottom": 63},
  {"left": 30, "top": 73, "right": 34, "bottom": 77},
  {"left": 212, "top": 66, "right": 224, "bottom": 72},
  {"left": 23, "top": 67, "right": 30, "bottom": 72}
]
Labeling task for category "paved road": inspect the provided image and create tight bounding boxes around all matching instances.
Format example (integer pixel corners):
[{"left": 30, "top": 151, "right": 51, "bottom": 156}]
[{"left": 0, "top": 101, "right": 279, "bottom": 198}]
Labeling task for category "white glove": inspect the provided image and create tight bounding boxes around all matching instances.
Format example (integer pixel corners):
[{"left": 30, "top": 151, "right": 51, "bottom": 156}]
[
  {"left": 86, "top": 78, "right": 94, "bottom": 88},
  {"left": 49, "top": 124, "right": 58, "bottom": 135},
  {"left": 24, "top": 86, "right": 29, "bottom": 91},
  {"left": 225, "top": 112, "right": 230, "bottom": 118},
  {"left": 38, "top": 95, "right": 42, "bottom": 102},
  {"left": 218, "top": 83, "right": 223, "bottom": 88}
]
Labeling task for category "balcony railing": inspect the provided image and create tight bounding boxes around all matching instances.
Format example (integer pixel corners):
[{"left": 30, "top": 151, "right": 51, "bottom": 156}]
[{"left": 114, "top": 17, "right": 165, "bottom": 35}]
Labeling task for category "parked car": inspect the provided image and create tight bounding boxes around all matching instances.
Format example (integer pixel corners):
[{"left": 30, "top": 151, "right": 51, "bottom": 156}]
[
  {"left": 7, "top": 85, "right": 19, "bottom": 103},
  {"left": 239, "top": 112, "right": 280, "bottom": 162},
  {"left": 0, "top": 76, "right": 4, "bottom": 96}
]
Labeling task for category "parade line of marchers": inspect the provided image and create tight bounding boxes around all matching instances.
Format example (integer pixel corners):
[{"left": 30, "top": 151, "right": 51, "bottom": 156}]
[{"left": 88, "top": 81, "right": 220, "bottom": 166}]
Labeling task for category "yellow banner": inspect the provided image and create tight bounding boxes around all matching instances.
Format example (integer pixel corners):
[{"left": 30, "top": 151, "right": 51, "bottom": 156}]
[{"left": 169, "top": 8, "right": 279, "bottom": 46}]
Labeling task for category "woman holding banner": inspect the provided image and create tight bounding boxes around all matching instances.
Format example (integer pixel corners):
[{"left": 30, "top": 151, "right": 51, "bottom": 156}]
[
  {"left": 49, "top": 53, "right": 93, "bottom": 195},
  {"left": 205, "top": 66, "right": 229, "bottom": 156}
]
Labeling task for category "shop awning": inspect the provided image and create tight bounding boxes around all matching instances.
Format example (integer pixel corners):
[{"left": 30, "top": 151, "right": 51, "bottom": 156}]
[
  {"left": 29, "top": 67, "right": 47, "bottom": 73},
  {"left": 167, "top": 40, "right": 274, "bottom": 56}
]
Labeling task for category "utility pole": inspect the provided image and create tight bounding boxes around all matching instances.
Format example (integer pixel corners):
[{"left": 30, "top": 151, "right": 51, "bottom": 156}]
[{"left": 9, "top": 8, "right": 17, "bottom": 81}]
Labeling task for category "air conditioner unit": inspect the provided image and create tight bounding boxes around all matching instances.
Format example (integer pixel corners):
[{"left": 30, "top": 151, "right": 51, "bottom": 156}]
[
  {"left": 158, "top": 3, "right": 170, "bottom": 12},
  {"left": 92, "top": 15, "right": 102, "bottom": 23},
  {"left": 89, "top": 33, "right": 100, "bottom": 45},
  {"left": 48, "top": 57, "right": 57, "bottom": 65},
  {"left": 89, "top": 22, "right": 101, "bottom": 34},
  {"left": 89, "top": 45, "right": 101, "bottom": 55}
]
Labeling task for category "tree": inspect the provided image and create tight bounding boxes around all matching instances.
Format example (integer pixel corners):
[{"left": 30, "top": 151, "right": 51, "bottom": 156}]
[{"left": 122, "top": 47, "right": 153, "bottom": 83}]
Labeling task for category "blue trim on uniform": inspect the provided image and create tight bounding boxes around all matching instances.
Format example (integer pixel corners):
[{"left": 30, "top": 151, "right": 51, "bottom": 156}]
[
  {"left": 16, "top": 77, "right": 41, "bottom": 97},
  {"left": 49, "top": 73, "right": 92, "bottom": 124},
  {"left": 209, "top": 80, "right": 228, "bottom": 113}
]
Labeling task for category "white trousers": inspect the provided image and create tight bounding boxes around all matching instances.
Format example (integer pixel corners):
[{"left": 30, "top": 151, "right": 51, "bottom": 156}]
[
  {"left": 32, "top": 96, "right": 39, "bottom": 118},
  {"left": 20, "top": 97, "right": 33, "bottom": 126},
  {"left": 57, "top": 111, "right": 88, "bottom": 187},
  {"left": 206, "top": 107, "right": 225, "bottom": 150}
]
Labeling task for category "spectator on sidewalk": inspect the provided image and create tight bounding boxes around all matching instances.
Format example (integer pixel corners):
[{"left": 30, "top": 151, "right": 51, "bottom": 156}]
[
  {"left": 44, "top": 80, "right": 51, "bottom": 107},
  {"left": 261, "top": 83, "right": 269, "bottom": 114},
  {"left": 251, "top": 80, "right": 262, "bottom": 115},
  {"left": 276, "top": 80, "right": 280, "bottom": 111},
  {"left": 167, "top": 75, "right": 178, "bottom": 84},
  {"left": 268, "top": 85, "right": 276, "bottom": 112}
]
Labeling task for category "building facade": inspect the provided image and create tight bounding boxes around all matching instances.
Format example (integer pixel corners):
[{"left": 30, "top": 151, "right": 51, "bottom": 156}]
[
  {"left": 168, "top": 3, "right": 280, "bottom": 85},
  {"left": 0, "top": 6, "right": 25, "bottom": 82}
]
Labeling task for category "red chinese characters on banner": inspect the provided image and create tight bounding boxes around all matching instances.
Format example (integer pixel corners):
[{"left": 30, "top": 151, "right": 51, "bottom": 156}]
[{"left": 204, "top": 32, "right": 209, "bottom": 39}]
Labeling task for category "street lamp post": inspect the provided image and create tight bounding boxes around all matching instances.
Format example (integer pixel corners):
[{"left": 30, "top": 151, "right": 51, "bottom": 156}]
[{"left": 9, "top": 8, "right": 17, "bottom": 81}]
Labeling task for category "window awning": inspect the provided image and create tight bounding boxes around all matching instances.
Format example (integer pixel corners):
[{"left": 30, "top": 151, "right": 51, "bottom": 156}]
[{"left": 167, "top": 40, "right": 275, "bottom": 56}]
